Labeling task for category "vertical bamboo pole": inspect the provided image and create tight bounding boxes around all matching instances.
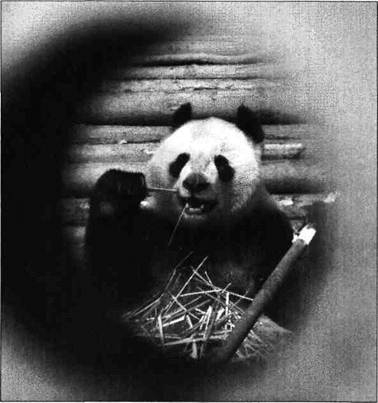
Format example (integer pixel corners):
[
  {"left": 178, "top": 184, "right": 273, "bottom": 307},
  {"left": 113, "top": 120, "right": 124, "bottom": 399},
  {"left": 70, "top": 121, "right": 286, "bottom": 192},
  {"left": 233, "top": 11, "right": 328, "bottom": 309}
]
[{"left": 210, "top": 225, "right": 316, "bottom": 364}]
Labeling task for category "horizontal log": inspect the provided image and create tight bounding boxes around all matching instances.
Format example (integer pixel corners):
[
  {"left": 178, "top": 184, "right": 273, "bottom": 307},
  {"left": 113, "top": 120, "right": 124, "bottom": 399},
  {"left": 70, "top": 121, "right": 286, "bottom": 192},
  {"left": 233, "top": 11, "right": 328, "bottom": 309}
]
[
  {"left": 76, "top": 87, "right": 301, "bottom": 125},
  {"left": 146, "top": 42, "right": 248, "bottom": 56},
  {"left": 111, "top": 63, "right": 285, "bottom": 80},
  {"left": 131, "top": 36, "right": 266, "bottom": 56},
  {"left": 99, "top": 78, "right": 287, "bottom": 93},
  {"left": 70, "top": 124, "right": 318, "bottom": 144},
  {"left": 62, "top": 161, "right": 327, "bottom": 197},
  {"left": 60, "top": 193, "right": 333, "bottom": 226},
  {"left": 130, "top": 53, "right": 268, "bottom": 66},
  {"left": 66, "top": 143, "right": 305, "bottom": 163}
]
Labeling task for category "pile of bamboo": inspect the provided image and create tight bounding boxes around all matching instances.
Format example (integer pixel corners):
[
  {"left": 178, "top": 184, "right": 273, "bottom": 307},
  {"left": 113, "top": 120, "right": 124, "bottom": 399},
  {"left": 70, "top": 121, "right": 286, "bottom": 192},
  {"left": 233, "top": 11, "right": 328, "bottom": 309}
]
[{"left": 122, "top": 259, "right": 291, "bottom": 363}]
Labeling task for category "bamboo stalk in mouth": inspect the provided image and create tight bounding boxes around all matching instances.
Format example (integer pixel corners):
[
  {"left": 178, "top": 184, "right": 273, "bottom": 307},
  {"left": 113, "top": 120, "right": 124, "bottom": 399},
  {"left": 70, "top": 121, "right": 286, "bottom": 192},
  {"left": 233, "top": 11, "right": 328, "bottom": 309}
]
[{"left": 147, "top": 186, "right": 177, "bottom": 194}]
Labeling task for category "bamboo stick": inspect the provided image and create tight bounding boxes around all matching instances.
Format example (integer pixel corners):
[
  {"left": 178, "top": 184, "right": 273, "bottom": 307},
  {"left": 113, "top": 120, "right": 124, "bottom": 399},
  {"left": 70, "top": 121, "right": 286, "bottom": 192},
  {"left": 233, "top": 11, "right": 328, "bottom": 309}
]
[
  {"left": 147, "top": 186, "right": 177, "bottom": 194},
  {"left": 209, "top": 225, "right": 316, "bottom": 364}
]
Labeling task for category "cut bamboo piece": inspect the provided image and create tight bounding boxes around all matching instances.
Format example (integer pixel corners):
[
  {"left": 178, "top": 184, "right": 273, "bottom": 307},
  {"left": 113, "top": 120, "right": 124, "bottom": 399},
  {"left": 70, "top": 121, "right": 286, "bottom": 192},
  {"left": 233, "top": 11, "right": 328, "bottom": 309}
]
[
  {"left": 60, "top": 193, "right": 331, "bottom": 226},
  {"left": 62, "top": 160, "right": 327, "bottom": 197},
  {"left": 210, "top": 225, "right": 316, "bottom": 363},
  {"left": 66, "top": 143, "right": 305, "bottom": 163},
  {"left": 70, "top": 124, "right": 317, "bottom": 144},
  {"left": 75, "top": 88, "right": 301, "bottom": 125}
]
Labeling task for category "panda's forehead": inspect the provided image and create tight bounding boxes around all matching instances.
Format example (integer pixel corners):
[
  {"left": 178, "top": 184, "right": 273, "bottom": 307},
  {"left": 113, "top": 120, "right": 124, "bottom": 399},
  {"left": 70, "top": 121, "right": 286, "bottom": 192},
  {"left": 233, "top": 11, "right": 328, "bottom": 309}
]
[{"left": 166, "top": 117, "right": 250, "bottom": 155}]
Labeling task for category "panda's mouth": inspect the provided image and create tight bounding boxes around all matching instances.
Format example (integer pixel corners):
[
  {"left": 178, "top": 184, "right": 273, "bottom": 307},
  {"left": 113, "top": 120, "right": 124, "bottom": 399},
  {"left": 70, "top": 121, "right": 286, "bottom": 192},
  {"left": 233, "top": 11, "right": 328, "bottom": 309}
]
[{"left": 179, "top": 196, "right": 217, "bottom": 215}]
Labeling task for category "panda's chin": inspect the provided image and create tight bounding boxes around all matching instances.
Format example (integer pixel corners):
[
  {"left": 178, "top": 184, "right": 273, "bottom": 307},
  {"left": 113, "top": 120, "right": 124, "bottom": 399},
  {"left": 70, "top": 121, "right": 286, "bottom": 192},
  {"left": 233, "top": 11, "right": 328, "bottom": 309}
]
[{"left": 178, "top": 196, "right": 217, "bottom": 216}]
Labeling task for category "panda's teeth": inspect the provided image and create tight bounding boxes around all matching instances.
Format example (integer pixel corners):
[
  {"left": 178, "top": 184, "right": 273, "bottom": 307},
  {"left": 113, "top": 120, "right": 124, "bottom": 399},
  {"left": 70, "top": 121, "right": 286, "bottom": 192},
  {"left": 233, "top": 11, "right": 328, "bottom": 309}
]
[
  {"left": 185, "top": 205, "right": 206, "bottom": 214},
  {"left": 179, "top": 197, "right": 217, "bottom": 215},
  {"left": 185, "top": 205, "right": 204, "bottom": 214}
]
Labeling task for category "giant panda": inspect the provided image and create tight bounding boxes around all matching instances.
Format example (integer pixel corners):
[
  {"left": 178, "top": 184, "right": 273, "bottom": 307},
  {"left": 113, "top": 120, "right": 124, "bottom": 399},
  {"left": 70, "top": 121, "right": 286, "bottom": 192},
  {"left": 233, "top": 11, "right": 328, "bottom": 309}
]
[{"left": 85, "top": 103, "right": 293, "bottom": 327}]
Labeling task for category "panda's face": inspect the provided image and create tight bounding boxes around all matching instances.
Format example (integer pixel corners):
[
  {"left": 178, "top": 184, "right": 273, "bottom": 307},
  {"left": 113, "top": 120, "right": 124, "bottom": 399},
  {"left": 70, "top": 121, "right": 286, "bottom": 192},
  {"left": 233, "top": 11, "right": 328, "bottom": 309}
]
[{"left": 146, "top": 117, "right": 262, "bottom": 226}]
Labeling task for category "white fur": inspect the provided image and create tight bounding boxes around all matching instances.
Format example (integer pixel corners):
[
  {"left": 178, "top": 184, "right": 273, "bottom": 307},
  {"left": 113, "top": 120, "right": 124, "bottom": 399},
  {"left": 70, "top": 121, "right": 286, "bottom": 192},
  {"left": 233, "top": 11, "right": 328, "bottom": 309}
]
[{"left": 146, "top": 117, "right": 262, "bottom": 226}]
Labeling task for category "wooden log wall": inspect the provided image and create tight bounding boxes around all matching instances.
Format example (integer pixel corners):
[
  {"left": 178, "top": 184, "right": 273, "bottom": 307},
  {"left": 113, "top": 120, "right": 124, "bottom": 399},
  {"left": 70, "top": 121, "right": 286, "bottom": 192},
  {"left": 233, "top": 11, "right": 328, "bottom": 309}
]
[{"left": 62, "top": 35, "right": 330, "bottom": 265}]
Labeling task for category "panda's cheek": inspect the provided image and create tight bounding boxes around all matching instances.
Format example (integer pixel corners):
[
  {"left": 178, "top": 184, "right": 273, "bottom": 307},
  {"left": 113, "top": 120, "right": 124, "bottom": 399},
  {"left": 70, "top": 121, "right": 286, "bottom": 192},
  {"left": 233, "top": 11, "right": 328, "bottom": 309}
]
[{"left": 175, "top": 177, "right": 186, "bottom": 196}]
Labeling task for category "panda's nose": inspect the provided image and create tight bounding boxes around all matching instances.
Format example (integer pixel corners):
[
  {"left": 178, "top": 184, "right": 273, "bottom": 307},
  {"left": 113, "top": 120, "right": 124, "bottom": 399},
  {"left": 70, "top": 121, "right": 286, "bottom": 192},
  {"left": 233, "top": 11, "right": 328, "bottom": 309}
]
[{"left": 183, "top": 173, "right": 210, "bottom": 194}]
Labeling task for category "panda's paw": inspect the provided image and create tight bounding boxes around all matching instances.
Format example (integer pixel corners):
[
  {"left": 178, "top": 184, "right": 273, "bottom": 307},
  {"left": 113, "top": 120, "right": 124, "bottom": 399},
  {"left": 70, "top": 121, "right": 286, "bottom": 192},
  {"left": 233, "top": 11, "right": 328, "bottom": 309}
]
[{"left": 90, "top": 169, "right": 147, "bottom": 217}]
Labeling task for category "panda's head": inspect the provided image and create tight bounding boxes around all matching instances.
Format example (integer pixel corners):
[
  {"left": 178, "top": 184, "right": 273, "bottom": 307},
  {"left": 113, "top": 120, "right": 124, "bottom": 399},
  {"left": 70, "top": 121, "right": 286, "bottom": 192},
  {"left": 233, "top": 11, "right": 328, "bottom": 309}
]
[{"left": 146, "top": 103, "right": 265, "bottom": 227}]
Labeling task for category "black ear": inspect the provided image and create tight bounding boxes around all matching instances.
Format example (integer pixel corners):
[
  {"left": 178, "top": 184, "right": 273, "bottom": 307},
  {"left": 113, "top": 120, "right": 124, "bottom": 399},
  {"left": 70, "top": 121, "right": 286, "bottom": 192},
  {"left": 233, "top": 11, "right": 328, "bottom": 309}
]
[
  {"left": 172, "top": 103, "right": 192, "bottom": 129},
  {"left": 236, "top": 105, "right": 264, "bottom": 144}
]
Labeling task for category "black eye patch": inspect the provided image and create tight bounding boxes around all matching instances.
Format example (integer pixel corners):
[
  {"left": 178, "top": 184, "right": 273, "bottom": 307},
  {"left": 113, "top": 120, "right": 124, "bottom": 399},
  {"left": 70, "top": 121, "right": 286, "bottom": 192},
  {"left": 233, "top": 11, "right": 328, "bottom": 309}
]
[
  {"left": 169, "top": 153, "right": 190, "bottom": 178},
  {"left": 214, "top": 155, "right": 235, "bottom": 182}
]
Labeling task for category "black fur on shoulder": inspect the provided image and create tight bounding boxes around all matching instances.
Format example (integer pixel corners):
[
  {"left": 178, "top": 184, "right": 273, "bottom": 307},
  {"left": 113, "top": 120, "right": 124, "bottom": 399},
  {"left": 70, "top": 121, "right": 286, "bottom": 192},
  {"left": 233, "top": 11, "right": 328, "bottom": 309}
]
[
  {"left": 236, "top": 105, "right": 265, "bottom": 144},
  {"left": 172, "top": 102, "right": 192, "bottom": 129}
]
